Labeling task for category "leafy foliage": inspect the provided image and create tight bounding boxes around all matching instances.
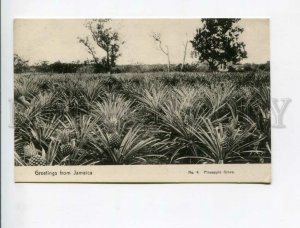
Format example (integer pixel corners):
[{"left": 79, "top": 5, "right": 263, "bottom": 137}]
[
  {"left": 191, "top": 19, "right": 247, "bottom": 71},
  {"left": 14, "top": 54, "right": 29, "bottom": 73},
  {"left": 78, "top": 19, "right": 124, "bottom": 73}
]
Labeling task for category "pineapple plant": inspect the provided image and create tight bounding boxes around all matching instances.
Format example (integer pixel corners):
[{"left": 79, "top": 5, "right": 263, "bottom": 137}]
[
  {"left": 109, "top": 132, "right": 121, "bottom": 148},
  {"left": 40, "top": 81, "right": 50, "bottom": 91},
  {"left": 28, "top": 154, "right": 46, "bottom": 166},
  {"left": 78, "top": 95, "right": 89, "bottom": 112},
  {"left": 222, "top": 135, "right": 235, "bottom": 152},
  {"left": 143, "top": 146, "right": 153, "bottom": 154},
  {"left": 17, "top": 95, "right": 31, "bottom": 108},
  {"left": 56, "top": 102, "right": 65, "bottom": 113},
  {"left": 14, "top": 71, "right": 270, "bottom": 166},
  {"left": 24, "top": 143, "right": 47, "bottom": 166},
  {"left": 69, "top": 130, "right": 77, "bottom": 140},
  {"left": 60, "top": 144, "right": 75, "bottom": 157},
  {"left": 103, "top": 117, "right": 119, "bottom": 134},
  {"left": 57, "top": 102, "right": 69, "bottom": 114},
  {"left": 64, "top": 144, "right": 88, "bottom": 165},
  {"left": 222, "top": 119, "right": 238, "bottom": 150},
  {"left": 23, "top": 142, "right": 38, "bottom": 157},
  {"left": 183, "top": 114, "right": 194, "bottom": 125},
  {"left": 58, "top": 129, "right": 70, "bottom": 144},
  {"left": 60, "top": 139, "right": 76, "bottom": 157},
  {"left": 92, "top": 126, "right": 158, "bottom": 164}
]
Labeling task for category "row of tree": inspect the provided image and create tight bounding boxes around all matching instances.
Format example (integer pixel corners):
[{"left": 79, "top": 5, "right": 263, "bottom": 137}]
[
  {"left": 78, "top": 18, "right": 247, "bottom": 73},
  {"left": 15, "top": 19, "right": 250, "bottom": 73},
  {"left": 14, "top": 57, "right": 269, "bottom": 74}
]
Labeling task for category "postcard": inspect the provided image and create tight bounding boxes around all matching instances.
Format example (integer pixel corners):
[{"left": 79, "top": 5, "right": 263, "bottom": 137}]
[{"left": 14, "top": 19, "right": 271, "bottom": 183}]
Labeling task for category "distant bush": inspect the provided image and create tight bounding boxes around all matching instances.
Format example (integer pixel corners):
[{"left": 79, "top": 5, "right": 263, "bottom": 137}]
[
  {"left": 112, "top": 64, "right": 168, "bottom": 73},
  {"left": 50, "top": 61, "right": 81, "bottom": 73},
  {"left": 15, "top": 59, "right": 270, "bottom": 74},
  {"left": 14, "top": 54, "right": 29, "bottom": 73},
  {"left": 174, "top": 63, "right": 209, "bottom": 72},
  {"left": 228, "top": 65, "right": 237, "bottom": 72},
  {"left": 34, "top": 61, "right": 81, "bottom": 73},
  {"left": 259, "top": 61, "right": 270, "bottom": 71},
  {"left": 112, "top": 63, "right": 209, "bottom": 73},
  {"left": 243, "top": 62, "right": 270, "bottom": 72},
  {"left": 77, "top": 65, "right": 95, "bottom": 73},
  {"left": 34, "top": 61, "right": 51, "bottom": 73}
]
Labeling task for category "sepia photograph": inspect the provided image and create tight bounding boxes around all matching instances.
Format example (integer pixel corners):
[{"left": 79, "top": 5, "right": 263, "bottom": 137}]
[
  {"left": 4, "top": 0, "right": 300, "bottom": 226},
  {"left": 13, "top": 19, "right": 271, "bottom": 182}
]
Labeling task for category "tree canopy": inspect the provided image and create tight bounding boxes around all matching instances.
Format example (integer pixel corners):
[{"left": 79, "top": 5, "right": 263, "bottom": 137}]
[
  {"left": 191, "top": 19, "right": 247, "bottom": 71},
  {"left": 79, "top": 19, "right": 124, "bottom": 73},
  {"left": 14, "top": 54, "right": 29, "bottom": 73}
]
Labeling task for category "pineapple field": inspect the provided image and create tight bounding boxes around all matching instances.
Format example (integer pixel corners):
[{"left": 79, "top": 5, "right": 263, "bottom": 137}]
[{"left": 14, "top": 71, "right": 271, "bottom": 166}]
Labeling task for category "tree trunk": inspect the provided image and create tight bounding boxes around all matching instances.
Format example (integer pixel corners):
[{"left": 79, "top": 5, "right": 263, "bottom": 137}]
[
  {"left": 166, "top": 46, "right": 170, "bottom": 72},
  {"left": 106, "top": 51, "right": 111, "bottom": 74},
  {"left": 181, "top": 40, "right": 188, "bottom": 72},
  {"left": 167, "top": 55, "right": 170, "bottom": 72},
  {"left": 208, "top": 61, "right": 217, "bottom": 72}
]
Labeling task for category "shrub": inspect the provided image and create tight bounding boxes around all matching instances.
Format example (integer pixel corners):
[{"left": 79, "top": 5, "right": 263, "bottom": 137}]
[{"left": 14, "top": 54, "right": 29, "bottom": 73}]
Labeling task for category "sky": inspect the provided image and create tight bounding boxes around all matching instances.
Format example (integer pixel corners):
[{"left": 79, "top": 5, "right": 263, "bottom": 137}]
[{"left": 14, "top": 19, "right": 269, "bottom": 65}]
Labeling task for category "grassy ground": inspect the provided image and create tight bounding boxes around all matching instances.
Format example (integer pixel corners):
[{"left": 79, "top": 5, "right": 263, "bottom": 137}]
[{"left": 14, "top": 71, "right": 271, "bottom": 166}]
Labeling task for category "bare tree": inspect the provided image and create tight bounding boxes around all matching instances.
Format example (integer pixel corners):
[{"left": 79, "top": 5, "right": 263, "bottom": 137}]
[
  {"left": 152, "top": 33, "right": 171, "bottom": 72},
  {"left": 181, "top": 34, "right": 189, "bottom": 72},
  {"left": 78, "top": 37, "right": 99, "bottom": 64}
]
